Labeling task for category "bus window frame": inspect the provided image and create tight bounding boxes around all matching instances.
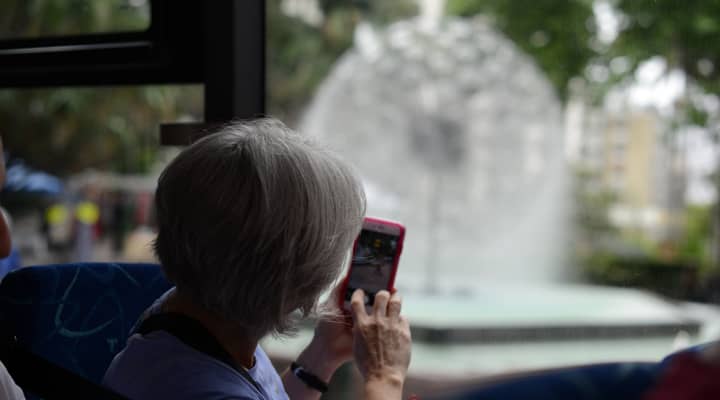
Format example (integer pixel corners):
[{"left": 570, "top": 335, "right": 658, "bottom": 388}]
[{"left": 0, "top": 0, "right": 265, "bottom": 134}]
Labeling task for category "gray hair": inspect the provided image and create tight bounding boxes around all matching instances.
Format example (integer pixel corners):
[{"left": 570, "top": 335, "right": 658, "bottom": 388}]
[{"left": 154, "top": 118, "right": 366, "bottom": 338}]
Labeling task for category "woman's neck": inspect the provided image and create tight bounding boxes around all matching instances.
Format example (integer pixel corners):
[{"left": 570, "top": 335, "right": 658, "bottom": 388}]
[{"left": 162, "top": 290, "right": 258, "bottom": 369}]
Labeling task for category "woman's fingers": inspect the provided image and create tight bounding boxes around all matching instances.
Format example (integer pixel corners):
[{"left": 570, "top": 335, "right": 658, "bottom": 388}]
[
  {"left": 351, "top": 289, "right": 369, "bottom": 322},
  {"left": 350, "top": 289, "right": 412, "bottom": 385},
  {"left": 352, "top": 289, "right": 402, "bottom": 320},
  {"left": 373, "top": 290, "right": 390, "bottom": 317},
  {"left": 387, "top": 291, "right": 402, "bottom": 319}
]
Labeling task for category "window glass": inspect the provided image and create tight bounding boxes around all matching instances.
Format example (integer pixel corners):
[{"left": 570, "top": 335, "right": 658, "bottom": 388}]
[
  {"left": 0, "top": 0, "right": 150, "bottom": 39},
  {"left": 0, "top": 85, "right": 202, "bottom": 266},
  {"left": 265, "top": 0, "right": 720, "bottom": 389}
]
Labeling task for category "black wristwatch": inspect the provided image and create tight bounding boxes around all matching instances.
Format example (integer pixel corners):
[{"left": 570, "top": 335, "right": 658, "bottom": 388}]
[{"left": 290, "top": 362, "right": 329, "bottom": 393}]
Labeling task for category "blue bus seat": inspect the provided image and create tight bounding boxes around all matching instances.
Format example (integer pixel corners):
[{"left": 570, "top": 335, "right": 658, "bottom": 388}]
[
  {"left": 438, "top": 361, "right": 662, "bottom": 399},
  {"left": 436, "top": 338, "right": 720, "bottom": 400},
  {"left": 0, "top": 263, "right": 171, "bottom": 385},
  {"left": 0, "top": 247, "right": 22, "bottom": 280}
]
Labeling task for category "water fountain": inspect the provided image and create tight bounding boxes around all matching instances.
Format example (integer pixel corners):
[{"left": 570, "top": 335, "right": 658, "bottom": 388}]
[
  {"left": 261, "top": 0, "right": 711, "bottom": 375},
  {"left": 301, "top": 3, "right": 568, "bottom": 290}
]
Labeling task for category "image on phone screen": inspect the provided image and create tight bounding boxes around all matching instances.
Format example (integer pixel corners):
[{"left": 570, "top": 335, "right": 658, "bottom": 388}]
[{"left": 344, "top": 229, "right": 399, "bottom": 306}]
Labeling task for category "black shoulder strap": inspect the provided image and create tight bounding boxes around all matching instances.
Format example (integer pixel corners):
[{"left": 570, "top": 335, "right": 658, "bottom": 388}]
[{"left": 137, "top": 312, "right": 264, "bottom": 395}]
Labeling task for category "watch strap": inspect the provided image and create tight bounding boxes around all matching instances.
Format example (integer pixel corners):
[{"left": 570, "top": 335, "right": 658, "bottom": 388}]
[{"left": 290, "top": 361, "right": 329, "bottom": 393}]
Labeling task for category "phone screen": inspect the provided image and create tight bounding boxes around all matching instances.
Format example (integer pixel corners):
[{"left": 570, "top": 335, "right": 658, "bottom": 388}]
[{"left": 344, "top": 229, "right": 400, "bottom": 306}]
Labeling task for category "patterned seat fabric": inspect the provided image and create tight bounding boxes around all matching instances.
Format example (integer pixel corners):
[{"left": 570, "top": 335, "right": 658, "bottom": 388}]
[
  {"left": 0, "top": 248, "right": 22, "bottom": 280},
  {"left": 0, "top": 263, "right": 171, "bottom": 384}
]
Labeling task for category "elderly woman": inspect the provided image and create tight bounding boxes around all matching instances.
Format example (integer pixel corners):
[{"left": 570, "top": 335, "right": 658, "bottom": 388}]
[{"left": 103, "top": 119, "right": 412, "bottom": 400}]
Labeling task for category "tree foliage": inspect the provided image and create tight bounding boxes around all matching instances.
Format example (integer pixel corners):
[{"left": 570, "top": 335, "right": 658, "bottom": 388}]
[
  {"left": 446, "top": 0, "right": 595, "bottom": 101},
  {"left": 0, "top": 0, "right": 149, "bottom": 38},
  {"left": 611, "top": 0, "right": 720, "bottom": 94},
  {"left": 3, "top": 0, "right": 720, "bottom": 177},
  {"left": 267, "top": 0, "right": 354, "bottom": 122},
  {"left": 0, "top": 86, "right": 201, "bottom": 175},
  {"left": 0, "top": 0, "right": 200, "bottom": 176},
  {"left": 267, "top": 0, "right": 416, "bottom": 121},
  {"left": 603, "top": 0, "right": 720, "bottom": 128}
]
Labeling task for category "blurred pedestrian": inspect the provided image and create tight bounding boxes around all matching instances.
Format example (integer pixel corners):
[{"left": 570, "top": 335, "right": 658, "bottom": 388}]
[{"left": 73, "top": 198, "right": 99, "bottom": 261}]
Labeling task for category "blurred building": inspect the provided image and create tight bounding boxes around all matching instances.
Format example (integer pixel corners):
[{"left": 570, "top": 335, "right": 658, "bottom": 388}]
[{"left": 567, "top": 101, "right": 686, "bottom": 241}]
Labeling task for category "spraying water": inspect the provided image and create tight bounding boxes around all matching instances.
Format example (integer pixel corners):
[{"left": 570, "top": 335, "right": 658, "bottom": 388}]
[{"left": 301, "top": 7, "right": 568, "bottom": 291}]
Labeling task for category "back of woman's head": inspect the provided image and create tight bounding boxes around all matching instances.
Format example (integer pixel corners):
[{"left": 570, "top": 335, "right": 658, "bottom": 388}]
[{"left": 154, "top": 118, "right": 366, "bottom": 338}]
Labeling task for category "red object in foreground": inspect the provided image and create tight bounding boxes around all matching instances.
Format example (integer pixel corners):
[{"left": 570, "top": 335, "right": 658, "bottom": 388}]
[{"left": 643, "top": 352, "right": 720, "bottom": 400}]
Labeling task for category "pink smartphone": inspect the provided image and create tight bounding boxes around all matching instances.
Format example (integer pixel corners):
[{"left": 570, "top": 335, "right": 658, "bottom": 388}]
[{"left": 340, "top": 217, "right": 406, "bottom": 311}]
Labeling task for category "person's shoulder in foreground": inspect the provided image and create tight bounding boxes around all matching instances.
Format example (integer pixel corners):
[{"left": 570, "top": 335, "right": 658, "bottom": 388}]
[
  {"left": 643, "top": 342, "right": 720, "bottom": 400},
  {"left": 103, "top": 330, "right": 284, "bottom": 400},
  {"left": 0, "top": 361, "right": 25, "bottom": 400}
]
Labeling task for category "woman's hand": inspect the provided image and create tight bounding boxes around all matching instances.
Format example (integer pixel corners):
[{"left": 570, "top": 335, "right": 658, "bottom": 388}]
[
  {"left": 283, "top": 285, "right": 353, "bottom": 400},
  {"left": 351, "top": 289, "right": 412, "bottom": 398},
  {"left": 290, "top": 285, "right": 353, "bottom": 383},
  {"left": 309, "top": 308, "right": 354, "bottom": 370},
  {"left": 297, "top": 286, "right": 354, "bottom": 380}
]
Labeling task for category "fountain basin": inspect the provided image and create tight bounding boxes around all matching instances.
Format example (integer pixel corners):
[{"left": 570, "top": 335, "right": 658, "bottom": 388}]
[
  {"left": 263, "top": 285, "right": 715, "bottom": 377},
  {"left": 399, "top": 283, "right": 700, "bottom": 342}
]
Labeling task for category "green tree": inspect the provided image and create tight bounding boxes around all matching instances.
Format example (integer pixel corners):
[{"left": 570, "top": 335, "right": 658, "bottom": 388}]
[
  {"left": 679, "top": 205, "right": 713, "bottom": 271},
  {"left": 609, "top": 0, "right": 720, "bottom": 271},
  {"left": 0, "top": 86, "right": 201, "bottom": 175},
  {"left": 446, "top": 0, "right": 596, "bottom": 101},
  {"left": 0, "top": 0, "right": 201, "bottom": 176},
  {"left": 611, "top": 0, "right": 720, "bottom": 95},
  {"left": 0, "top": 0, "right": 149, "bottom": 38},
  {"left": 267, "top": 0, "right": 416, "bottom": 121}
]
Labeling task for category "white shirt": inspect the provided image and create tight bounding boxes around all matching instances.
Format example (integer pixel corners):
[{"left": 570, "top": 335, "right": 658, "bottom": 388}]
[{"left": 0, "top": 361, "right": 24, "bottom": 400}]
